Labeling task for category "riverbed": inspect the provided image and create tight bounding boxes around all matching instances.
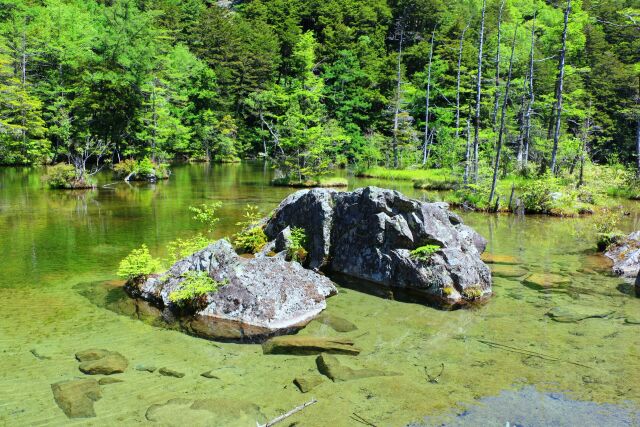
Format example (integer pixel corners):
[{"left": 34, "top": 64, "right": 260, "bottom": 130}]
[{"left": 1, "top": 163, "right": 638, "bottom": 426}]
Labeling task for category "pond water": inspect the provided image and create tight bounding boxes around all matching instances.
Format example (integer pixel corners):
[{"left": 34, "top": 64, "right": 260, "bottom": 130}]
[{"left": 0, "top": 162, "right": 639, "bottom": 426}]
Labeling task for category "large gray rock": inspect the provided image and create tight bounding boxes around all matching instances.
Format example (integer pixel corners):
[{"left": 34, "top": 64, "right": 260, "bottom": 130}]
[
  {"left": 264, "top": 187, "right": 491, "bottom": 307},
  {"left": 604, "top": 231, "right": 640, "bottom": 297},
  {"left": 126, "top": 240, "right": 337, "bottom": 341}
]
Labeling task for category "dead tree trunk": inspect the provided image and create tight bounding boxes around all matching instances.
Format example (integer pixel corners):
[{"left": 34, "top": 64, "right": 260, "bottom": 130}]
[
  {"left": 492, "top": 0, "right": 506, "bottom": 130},
  {"left": 455, "top": 23, "right": 469, "bottom": 139},
  {"left": 392, "top": 20, "right": 406, "bottom": 169},
  {"left": 463, "top": 110, "right": 472, "bottom": 184},
  {"left": 550, "top": 0, "right": 571, "bottom": 174},
  {"left": 489, "top": 23, "right": 518, "bottom": 206},
  {"left": 473, "top": 0, "right": 487, "bottom": 183},
  {"left": 423, "top": 29, "right": 436, "bottom": 165},
  {"left": 522, "top": 10, "right": 536, "bottom": 169}
]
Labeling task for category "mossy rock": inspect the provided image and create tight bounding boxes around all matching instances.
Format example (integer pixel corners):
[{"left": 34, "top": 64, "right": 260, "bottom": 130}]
[
  {"left": 76, "top": 349, "right": 128, "bottom": 375},
  {"left": 51, "top": 379, "right": 102, "bottom": 418},
  {"left": 490, "top": 264, "right": 528, "bottom": 278},
  {"left": 546, "top": 306, "right": 615, "bottom": 323},
  {"left": 312, "top": 312, "right": 358, "bottom": 332},
  {"left": 481, "top": 253, "right": 520, "bottom": 265},
  {"left": 315, "top": 353, "right": 400, "bottom": 382},
  {"left": 159, "top": 367, "right": 185, "bottom": 378},
  {"left": 262, "top": 336, "right": 360, "bottom": 356},
  {"left": 522, "top": 273, "right": 571, "bottom": 291},
  {"left": 145, "top": 398, "right": 266, "bottom": 426},
  {"left": 293, "top": 375, "right": 325, "bottom": 393}
]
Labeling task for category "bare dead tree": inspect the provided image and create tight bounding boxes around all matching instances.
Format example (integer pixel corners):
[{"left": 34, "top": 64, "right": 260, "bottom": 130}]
[
  {"left": 391, "top": 15, "right": 407, "bottom": 169},
  {"left": 422, "top": 29, "right": 436, "bottom": 165},
  {"left": 550, "top": 0, "right": 571, "bottom": 174},
  {"left": 489, "top": 23, "right": 518, "bottom": 206},
  {"left": 69, "top": 136, "right": 111, "bottom": 182},
  {"left": 473, "top": 0, "right": 487, "bottom": 182},
  {"left": 521, "top": 9, "right": 537, "bottom": 169},
  {"left": 491, "top": 0, "right": 506, "bottom": 130},
  {"left": 455, "top": 22, "right": 469, "bottom": 139}
]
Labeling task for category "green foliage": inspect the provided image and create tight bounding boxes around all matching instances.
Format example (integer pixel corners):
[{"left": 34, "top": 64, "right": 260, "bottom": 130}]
[
  {"left": 165, "top": 234, "right": 211, "bottom": 264},
  {"left": 117, "top": 244, "right": 162, "bottom": 280},
  {"left": 42, "top": 163, "right": 83, "bottom": 189},
  {"left": 591, "top": 208, "right": 624, "bottom": 251},
  {"left": 519, "top": 177, "right": 559, "bottom": 213},
  {"left": 113, "top": 158, "right": 170, "bottom": 181},
  {"left": 287, "top": 227, "right": 308, "bottom": 263},
  {"left": 168, "top": 271, "right": 223, "bottom": 307},
  {"left": 410, "top": 245, "right": 441, "bottom": 262},
  {"left": 189, "top": 202, "right": 222, "bottom": 233},
  {"left": 233, "top": 205, "right": 267, "bottom": 254}
]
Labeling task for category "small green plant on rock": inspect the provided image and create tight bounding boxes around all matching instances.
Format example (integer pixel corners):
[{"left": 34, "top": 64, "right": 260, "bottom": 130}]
[
  {"left": 461, "top": 286, "right": 483, "bottom": 300},
  {"left": 592, "top": 208, "right": 624, "bottom": 251},
  {"left": 233, "top": 205, "right": 268, "bottom": 254},
  {"left": 410, "top": 245, "right": 441, "bottom": 261},
  {"left": 287, "top": 227, "right": 308, "bottom": 263},
  {"left": 117, "top": 244, "right": 162, "bottom": 281},
  {"left": 168, "top": 271, "right": 225, "bottom": 308}
]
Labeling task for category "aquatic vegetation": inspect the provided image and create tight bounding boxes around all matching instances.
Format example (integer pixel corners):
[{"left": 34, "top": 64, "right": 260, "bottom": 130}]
[
  {"left": 287, "top": 227, "right": 308, "bottom": 263},
  {"left": 117, "top": 244, "right": 162, "bottom": 280},
  {"left": 461, "top": 286, "right": 483, "bottom": 300},
  {"left": 271, "top": 176, "right": 348, "bottom": 188},
  {"left": 410, "top": 245, "right": 441, "bottom": 261},
  {"left": 189, "top": 201, "right": 222, "bottom": 233},
  {"left": 168, "top": 271, "right": 224, "bottom": 307}
]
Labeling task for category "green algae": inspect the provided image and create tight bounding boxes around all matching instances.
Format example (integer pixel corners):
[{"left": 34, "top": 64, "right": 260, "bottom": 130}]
[{"left": 0, "top": 163, "right": 639, "bottom": 426}]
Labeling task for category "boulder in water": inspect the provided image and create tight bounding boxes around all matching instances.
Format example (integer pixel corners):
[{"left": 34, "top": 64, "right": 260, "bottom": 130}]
[
  {"left": 604, "top": 231, "right": 640, "bottom": 297},
  {"left": 264, "top": 187, "right": 491, "bottom": 307},
  {"left": 126, "top": 239, "right": 337, "bottom": 341},
  {"left": 262, "top": 335, "right": 360, "bottom": 355},
  {"left": 76, "top": 349, "right": 128, "bottom": 375}
]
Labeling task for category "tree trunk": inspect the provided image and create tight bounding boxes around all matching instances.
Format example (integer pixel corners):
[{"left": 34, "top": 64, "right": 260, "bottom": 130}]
[
  {"left": 473, "top": 0, "right": 487, "bottom": 183},
  {"left": 636, "top": 116, "right": 640, "bottom": 178},
  {"left": 455, "top": 23, "right": 469, "bottom": 139},
  {"left": 463, "top": 112, "right": 472, "bottom": 184},
  {"left": 392, "top": 23, "right": 405, "bottom": 169},
  {"left": 422, "top": 30, "right": 435, "bottom": 165},
  {"left": 523, "top": 10, "right": 536, "bottom": 169},
  {"left": 491, "top": 0, "right": 506, "bottom": 130},
  {"left": 489, "top": 24, "right": 518, "bottom": 206},
  {"left": 550, "top": 0, "right": 571, "bottom": 175}
]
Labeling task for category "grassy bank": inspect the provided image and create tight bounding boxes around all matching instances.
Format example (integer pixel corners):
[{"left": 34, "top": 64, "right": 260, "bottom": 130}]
[
  {"left": 356, "top": 164, "right": 639, "bottom": 217},
  {"left": 356, "top": 167, "right": 458, "bottom": 190},
  {"left": 271, "top": 176, "right": 348, "bottom": 188}
]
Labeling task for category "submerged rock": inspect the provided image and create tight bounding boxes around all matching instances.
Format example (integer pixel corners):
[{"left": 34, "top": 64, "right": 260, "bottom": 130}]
[
  {"left": 263, "top": 187, "right": 491, "bottom": 307},
  {"left": 481, "top": 253, "right": 519, "bottom": 265},
  {"left": 490, "top": 264, "right": 528, "bottom": 278},
  {"left": 315, "top": 353, "right": 400, "bottom": 382},
  {"left": 522, "top": 273, "right": 571, "bottom": 290},
  {"left": 145, "top": 398, "right": 266, "bottom": 426},
  {"left": 98, "top": 377, "right": 123, "bottom": 385},
  {"left": 294, "top": 375, "right": 324, "bottom": 393},
  {"left": 51, "top": 379, "right": 102, "bottom": 418},
  {"left": 546, "top": 306, "right": 615, "bottom": 323},
  {"left": 262, "top": 335, "right": 360, "bottom": 355},
  {"left": 126, "top": 239, "right": 337, "bottom": 341},
  {"left": 76, "top": 349, "right": 128, "bottom": 375},
  {"left": 158, "top": 367, "right": 185, "bottom": 378},
  {"left": 312, "top": 312, "right": 358, "bottom": 332}
]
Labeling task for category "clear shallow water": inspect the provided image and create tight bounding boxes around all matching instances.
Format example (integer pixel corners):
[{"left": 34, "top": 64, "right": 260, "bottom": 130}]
[{"left": 1, "top": 163, "right": 639, "bottom": 426}]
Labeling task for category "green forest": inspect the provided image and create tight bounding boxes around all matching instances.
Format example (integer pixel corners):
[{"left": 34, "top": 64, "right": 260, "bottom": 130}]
[{"left": 0, "top": 0, "right": 638, "bottom": 202}]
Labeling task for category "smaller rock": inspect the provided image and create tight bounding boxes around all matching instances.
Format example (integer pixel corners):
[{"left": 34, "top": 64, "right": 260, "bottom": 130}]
[
  {"left": 481, "top": 253, "right": 519, "bottom": 265},
  {"left": 135, "top": 365, "right": 157, "bottom": 373},
  {"left": 546, "top": 307, "right": 615, "bottom": 323},
  {"left": 200, "top": 371, "right": 220, "bottom": 379},
  {"left": 75, "top": 349, "right": 112, "bottom": 362},
  {"left": 159, "top": 367, "right": 185, "bottom": 378},
  {"left": 490, "top": 264, "right": 528, "bottom": 278},
  {"left": 98, "top": 377, "right": 124, "bottom": 385},
  {"left": 30, "top": 349, "right": 51, "bottom": 360},
  {"left": 313, "top": 313, "right": 358, "bottom": 332},
  {"left": 315, "top": 353, "right": 399, "bottom": 382},
  {"left": 624, "top": 316, "right": 640, "bottom": 325},
  {"left": 522, "top": 273, "right": 571, "bottom": 290},
  {"left": 293, "top": 375, "right": 324, "bottom": 393},
  {"left": 262, "top": 336, "right": 360, "bottom": 355},
  {"left": 51, "top": 379, "right": 102, "bottom": 418},
  {"left": 78, "top": 351, "right": 128, "bottom": 375}
]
